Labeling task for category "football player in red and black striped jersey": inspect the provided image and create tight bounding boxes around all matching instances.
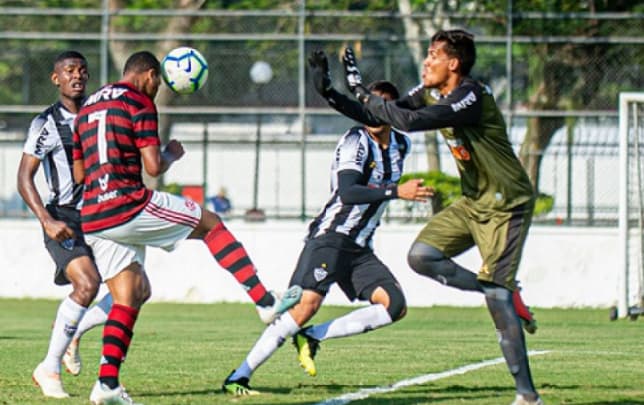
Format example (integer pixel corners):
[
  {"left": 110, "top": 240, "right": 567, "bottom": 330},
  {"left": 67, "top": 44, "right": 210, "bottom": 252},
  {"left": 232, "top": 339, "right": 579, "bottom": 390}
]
[{"left": 73, "top": 51, "right": 301, "bottom": 404}]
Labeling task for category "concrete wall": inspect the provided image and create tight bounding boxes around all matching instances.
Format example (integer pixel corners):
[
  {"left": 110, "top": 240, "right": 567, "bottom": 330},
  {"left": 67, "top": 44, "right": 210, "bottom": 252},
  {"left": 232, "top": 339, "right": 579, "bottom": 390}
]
[{"left": 0, "top": 219, "right": 621, "bottom": 308}]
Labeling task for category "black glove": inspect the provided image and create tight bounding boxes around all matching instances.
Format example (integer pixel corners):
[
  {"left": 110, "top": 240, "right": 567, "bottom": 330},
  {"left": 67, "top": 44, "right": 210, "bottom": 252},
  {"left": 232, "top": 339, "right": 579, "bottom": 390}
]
[
  {"left": 308, "top": 50, "right": 333, "bottom": 97},
  {"left": 342, "top": 47, "right": 370, "bottom": 103}
]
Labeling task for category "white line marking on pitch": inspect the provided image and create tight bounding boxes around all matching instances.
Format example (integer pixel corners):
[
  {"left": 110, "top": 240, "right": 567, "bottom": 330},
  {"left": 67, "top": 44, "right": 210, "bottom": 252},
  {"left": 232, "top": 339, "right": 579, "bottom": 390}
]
[{"left": 314, "top": 350, "right": 551, "bottom": 405}]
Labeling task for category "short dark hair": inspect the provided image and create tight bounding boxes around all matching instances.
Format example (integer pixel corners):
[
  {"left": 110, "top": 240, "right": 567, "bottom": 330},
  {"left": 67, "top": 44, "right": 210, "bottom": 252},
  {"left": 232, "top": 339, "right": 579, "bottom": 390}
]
[
  {"left": 53, "top": 51, "right": 87, "bottom": 70},
  {"left": 367, "top": 80, "right": 400, "bottom": 100},
  {"left": 123, "top": 51, "right": 160, "bottom": 75},
  {"left": 431, "top": 29, "right": 476, "bottom": 76}
]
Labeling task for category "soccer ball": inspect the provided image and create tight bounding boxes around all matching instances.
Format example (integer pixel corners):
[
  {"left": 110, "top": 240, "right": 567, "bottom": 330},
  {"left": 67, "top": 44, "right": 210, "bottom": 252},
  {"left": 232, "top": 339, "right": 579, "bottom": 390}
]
[{"left": 161, "top": 46, "right": 209, "bottom": 94}]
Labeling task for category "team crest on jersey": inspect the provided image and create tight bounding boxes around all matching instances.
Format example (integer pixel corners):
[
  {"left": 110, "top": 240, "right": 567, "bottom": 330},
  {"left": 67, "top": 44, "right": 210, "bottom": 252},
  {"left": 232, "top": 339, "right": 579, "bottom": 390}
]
[
  {"left": 185, "top": 199, "right": 197, "bottom": 211},
  {"left": 313, "top": 264, "right": 328, "bottom": 282},
  {"left": 445, "top": 138, "right": 471, "bottom": 161},
  {"left": 98, "top": 174, "right": 109, "bottom": 191}
]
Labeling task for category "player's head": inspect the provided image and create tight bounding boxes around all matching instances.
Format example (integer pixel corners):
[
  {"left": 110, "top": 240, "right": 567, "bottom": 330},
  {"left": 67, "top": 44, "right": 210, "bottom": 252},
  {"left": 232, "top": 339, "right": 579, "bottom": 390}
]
[
  {"left": 51, "top": 50, "right": 89, "bottom": 102},
  {"left": 122, "top": 51, "right": 162, "bottom": 99},
  {"left": 423, "top": 29, "right": 476, "bottom": 90},
  {"left": 365, "top": 80, "right": 399, "bottom": 137},
  {"left": 368, "top": 80, "right": 400, "bottom": 100}
]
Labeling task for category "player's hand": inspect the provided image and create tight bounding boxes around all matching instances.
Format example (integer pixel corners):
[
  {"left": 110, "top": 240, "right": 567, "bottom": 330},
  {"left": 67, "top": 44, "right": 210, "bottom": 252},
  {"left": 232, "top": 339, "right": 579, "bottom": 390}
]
[
  {"left": 163, "top": 139, "right": 185, "bottom": 163},
  {"left": 342, "top": 47, "right": 370, "bottom": 103},
  {"left": 43, "top": 218, "right": 75, "bottom": 242},
  {"left": 395, "top": 179, "right": 434, "bottom": 202},
  {"left": 308, "top": 50, "right": 333, "bottom": 97}
]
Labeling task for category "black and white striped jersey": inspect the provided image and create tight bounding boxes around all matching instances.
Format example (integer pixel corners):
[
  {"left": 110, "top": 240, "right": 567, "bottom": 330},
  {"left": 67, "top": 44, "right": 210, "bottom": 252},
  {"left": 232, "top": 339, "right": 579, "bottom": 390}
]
[
  {"left": 307, "top": 126, "right": 411, "bottom": 248},
  {"left": 23, "top": 102, "right": 82, "bottom": 208}
]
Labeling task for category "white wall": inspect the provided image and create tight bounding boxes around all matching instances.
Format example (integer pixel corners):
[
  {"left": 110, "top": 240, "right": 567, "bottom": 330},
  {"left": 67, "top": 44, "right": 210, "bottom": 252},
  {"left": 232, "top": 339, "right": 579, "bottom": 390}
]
[{"left": 0, "top": 219, "right": 623, "bottom": 309}]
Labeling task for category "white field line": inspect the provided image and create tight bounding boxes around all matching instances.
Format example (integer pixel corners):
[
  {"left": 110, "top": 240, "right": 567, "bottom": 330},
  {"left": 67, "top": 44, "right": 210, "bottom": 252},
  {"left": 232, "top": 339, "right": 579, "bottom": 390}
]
[{"left": 314, "top": 350, "right": 551, "bottom": 405}]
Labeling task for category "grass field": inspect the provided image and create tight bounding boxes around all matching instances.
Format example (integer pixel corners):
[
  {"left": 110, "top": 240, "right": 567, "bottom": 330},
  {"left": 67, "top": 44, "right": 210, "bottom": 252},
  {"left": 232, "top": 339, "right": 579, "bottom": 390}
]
[{"left": 0, "top": 299, "right": 642, "bottom": 405}]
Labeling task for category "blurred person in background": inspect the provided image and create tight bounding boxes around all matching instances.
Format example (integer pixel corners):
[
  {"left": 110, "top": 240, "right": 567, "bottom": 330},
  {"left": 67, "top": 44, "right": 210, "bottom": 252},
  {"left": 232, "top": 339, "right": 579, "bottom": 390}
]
[{"left": 209, "top": 187, "right": 232, "bottom": 216}]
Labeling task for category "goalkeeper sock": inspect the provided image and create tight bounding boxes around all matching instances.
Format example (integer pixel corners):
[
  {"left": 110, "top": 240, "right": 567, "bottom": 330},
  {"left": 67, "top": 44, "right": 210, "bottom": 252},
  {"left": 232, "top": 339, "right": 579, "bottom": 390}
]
[
  {"left": 484, "top": 285, "right": 537, "bottom": 396},
  {"left": 230, "top": 311, "right": 300, "bottom": 380},
  {"left": 204, "top": 222, "right": 274, "bottom": 307},
  {"left": 305, "top": 304, "right": 392, "bottom": 341}
]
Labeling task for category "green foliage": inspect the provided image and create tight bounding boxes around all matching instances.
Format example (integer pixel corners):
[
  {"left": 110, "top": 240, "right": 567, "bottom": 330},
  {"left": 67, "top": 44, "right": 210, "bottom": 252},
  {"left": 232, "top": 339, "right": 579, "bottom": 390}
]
[
  {"left": 401, "top": 170, "right": 554, "bottom": 217},
  {"left": 159, "top": 182, "right": 183, "bottom": 196},
  {"left": 400, "top": 170, "right": 461, "bottom": 210},
  {"left": 534, "top": 192, "right": 554, "bottom": 217}
]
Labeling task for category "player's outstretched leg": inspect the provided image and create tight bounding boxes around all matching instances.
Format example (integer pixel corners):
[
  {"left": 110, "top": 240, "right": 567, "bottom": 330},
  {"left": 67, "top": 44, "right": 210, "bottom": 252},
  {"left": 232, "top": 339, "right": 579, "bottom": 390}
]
[
  {"left": 222, "top": 311, "right": 302, "bottom": 396},
  {"left": 202, "top": 221, "right": 302, "bottom": 323},
  {"left": 512, "top": 286, "right": 538, "bottom": 334}
]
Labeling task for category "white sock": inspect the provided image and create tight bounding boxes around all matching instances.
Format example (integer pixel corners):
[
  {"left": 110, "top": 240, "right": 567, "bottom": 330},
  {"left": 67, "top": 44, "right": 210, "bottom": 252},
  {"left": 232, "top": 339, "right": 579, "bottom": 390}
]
[
  {"left": 73, "top": 293, "right": 112, "bottom": 340},
  {"left": 306, "top": 304, "right": 392, "bottom": 341},
  {"left": 230, "top": 312, "right": 300, "bottom": 381},
  {"left": 41, "top": 297, "right": 87, "bottom": 373}
]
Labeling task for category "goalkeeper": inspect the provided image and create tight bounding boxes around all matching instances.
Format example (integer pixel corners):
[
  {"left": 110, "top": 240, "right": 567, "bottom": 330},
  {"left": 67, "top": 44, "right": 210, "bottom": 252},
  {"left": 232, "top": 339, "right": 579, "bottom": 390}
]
[{"left": 309, "top": 30, "right": 542, "bottom": 405}]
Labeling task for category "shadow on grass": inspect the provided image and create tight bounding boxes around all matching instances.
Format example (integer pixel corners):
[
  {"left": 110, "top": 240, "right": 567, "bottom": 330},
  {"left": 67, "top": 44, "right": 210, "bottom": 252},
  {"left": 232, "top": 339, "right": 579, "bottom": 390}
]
[{"left": 576, "top": 402, "right": 644, "bottom": 405}]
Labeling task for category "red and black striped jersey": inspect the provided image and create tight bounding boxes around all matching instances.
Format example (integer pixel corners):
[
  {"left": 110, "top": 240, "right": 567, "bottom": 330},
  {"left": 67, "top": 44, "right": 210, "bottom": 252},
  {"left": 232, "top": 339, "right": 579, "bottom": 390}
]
[{"left": 72, "top": 81, "right": 160, "bottom": 233}]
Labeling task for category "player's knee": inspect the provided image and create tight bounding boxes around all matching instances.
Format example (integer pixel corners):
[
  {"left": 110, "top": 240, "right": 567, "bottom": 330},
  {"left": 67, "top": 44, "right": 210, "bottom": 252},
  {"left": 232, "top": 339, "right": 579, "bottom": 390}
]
[
  {"left": 289, "top": 289, "right": 322, "bottom": 326},
  {"left": 140, "top": 280, "right": 152, "bottom": 304},
  {"left": 407, "top": 242, "right": 443, "bottom": 277},
  {"left": 70, "top": 276, "right": 100, "bottom": 307},
  {"left": 381, "top": 283, "right": 407, "bottom": 321}
]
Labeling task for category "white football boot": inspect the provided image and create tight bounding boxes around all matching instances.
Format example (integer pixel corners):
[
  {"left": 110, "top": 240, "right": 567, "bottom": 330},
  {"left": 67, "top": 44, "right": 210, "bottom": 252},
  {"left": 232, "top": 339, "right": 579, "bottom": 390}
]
[
  {"left": 32, "top": 362, "right": 69, "bottom": 398},
  {"left": 89, "top": 381, "right": 141, "bottom": 405},
  {"left": 62, "top": 339, "right": 82, "bottom": 375}
]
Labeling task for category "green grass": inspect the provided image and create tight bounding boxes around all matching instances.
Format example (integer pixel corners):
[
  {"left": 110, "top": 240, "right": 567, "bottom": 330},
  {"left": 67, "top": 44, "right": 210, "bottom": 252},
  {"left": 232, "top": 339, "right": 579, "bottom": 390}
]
[{"left": 0, "top": 299, "right": 642, "bottom": 405}]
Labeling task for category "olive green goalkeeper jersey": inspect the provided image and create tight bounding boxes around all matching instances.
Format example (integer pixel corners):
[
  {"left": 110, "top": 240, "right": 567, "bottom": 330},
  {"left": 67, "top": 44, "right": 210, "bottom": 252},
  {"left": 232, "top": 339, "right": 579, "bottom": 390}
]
[{"left": 351, "top": 77, "right": 535, "bottom": 213}]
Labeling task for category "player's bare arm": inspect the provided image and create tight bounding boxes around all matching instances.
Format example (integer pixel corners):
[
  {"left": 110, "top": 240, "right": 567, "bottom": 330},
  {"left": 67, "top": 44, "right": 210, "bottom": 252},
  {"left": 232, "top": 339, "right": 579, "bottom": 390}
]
[
  {"left": 140, "top": 139, "right": 184, "bottom": 177},
  {"left": 72, "top": 158, "right": 85, "bottom": 185},
  {"left": 17, "top": 153, "right": 75, "bottom": 242}
]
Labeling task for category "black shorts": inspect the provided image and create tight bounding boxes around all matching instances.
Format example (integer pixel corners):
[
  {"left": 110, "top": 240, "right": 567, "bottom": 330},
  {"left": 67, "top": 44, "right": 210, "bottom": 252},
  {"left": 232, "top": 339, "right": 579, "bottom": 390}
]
[
  {"left": 43, "top": 205, "right": 93, "bottom": 285},
  {"left": 288, "top": 232, "right": 399, "bottom": 301}
]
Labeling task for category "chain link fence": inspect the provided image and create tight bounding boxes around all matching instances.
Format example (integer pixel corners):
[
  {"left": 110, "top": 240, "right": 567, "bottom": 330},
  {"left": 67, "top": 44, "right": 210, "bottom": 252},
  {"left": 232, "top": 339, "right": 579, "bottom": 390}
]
[{"left": 1, "top": 5, "right": 642, "bottom": 223}]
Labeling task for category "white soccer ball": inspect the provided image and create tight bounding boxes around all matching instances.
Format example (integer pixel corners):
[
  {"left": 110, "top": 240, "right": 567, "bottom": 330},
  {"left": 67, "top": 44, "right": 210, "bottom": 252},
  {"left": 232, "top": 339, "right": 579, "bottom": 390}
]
[{"left": 161, "top": 46, "right": 209, "bottom": 94}]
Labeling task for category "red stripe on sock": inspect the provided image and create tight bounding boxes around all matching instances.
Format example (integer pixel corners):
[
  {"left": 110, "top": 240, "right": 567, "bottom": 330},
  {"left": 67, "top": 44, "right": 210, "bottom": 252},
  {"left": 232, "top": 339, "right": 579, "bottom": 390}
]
[
  {"left": 104, "top": 325, "right": 132, "bottom": 347},
  {"left": 233, "top": 265, "right": 257, "bottom": 283},
  {"left": 103, "top": 344, "right": 125, "bottom": 360},
  {"left": 99, "top": 365, "right": 119, "bottom": 378},
  {"left": 99, "top": 304, "right": 139, "bottom": 385},
  {"left": 216, "top": 246, "right": 247, "bottom": 269},
  {"left": 248, "top": 283, "right": 268, "bottom": 303},
  {"left": 204, "top": 222, "right": 235, "bottom": 255}
]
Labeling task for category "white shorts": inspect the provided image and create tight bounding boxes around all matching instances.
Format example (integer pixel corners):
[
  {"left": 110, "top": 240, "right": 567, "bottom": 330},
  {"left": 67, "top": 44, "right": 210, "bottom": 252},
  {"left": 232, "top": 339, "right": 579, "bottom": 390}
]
[{"left": 86, "top": 190, "right": 202, "bottom": 281}]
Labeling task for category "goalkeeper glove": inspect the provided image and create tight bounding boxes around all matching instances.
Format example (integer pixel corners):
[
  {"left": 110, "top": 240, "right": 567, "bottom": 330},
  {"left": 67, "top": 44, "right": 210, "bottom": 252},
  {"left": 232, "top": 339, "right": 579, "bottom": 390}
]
[
  {"left": 308, "top": 50, "right": 333, "bottom": 97},
  {"left": 342, "top": 47, "right": 370, "bottom": 103}
]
